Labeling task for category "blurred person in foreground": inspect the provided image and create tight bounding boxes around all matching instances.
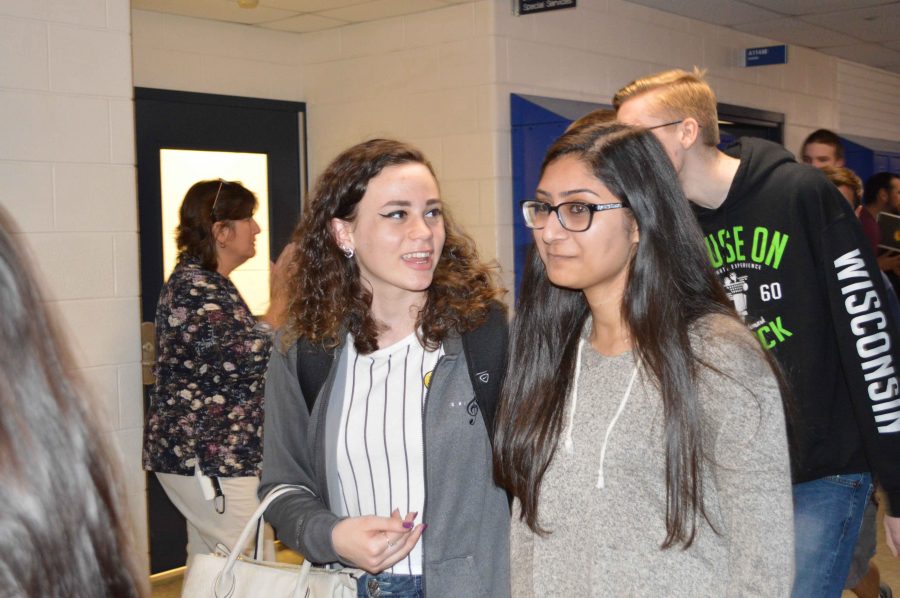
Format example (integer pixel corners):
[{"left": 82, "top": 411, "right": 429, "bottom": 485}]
[{"left": 0, "top": 206, "right": 146, "bottom": 597}]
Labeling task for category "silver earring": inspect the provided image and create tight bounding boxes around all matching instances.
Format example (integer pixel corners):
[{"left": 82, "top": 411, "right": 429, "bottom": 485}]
[{"left": 342, "top": 246, "right": 355, "bottom": 259}]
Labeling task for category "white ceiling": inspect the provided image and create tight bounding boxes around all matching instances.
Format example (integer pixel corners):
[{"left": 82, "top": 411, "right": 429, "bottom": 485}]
[
  {"left": 130, "top": 0, "right": 478, "bottom": 33},
  {"left": 132, "top": 0, "right": 900, "bottom": 74}
]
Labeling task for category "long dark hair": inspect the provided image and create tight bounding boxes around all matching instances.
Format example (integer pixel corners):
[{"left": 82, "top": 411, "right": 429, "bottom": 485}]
[
  {"left": 283, "top": 138, "right": 504, "bottom": 353},
  {"left": 0, "top": 207, "right": 145, "bottom": 596},
  {"left": 494, "top": 122, "right": 741, "bottom": 548}
]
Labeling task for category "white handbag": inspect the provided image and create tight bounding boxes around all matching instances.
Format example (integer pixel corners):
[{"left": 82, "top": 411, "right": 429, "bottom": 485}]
[{"left": 181, "top": 485, "right": 361, "bottom": 598}]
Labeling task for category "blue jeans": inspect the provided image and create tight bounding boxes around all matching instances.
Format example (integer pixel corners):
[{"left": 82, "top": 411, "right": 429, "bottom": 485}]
[
  {"left": 792, "top": 472, "right": 873, "bottom": 598},
  {"left": 357, "top": 573, "right": 423, "bottom": 598}
]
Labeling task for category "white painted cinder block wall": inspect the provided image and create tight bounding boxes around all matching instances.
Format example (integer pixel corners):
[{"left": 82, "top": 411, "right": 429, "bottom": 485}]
[
  {"left": 296, "top": 1, "right": 507, "bottom": 285},
  {"left": 491, "top": 0, "right": 900, "bottom": 225},
  {"left": 0, "top": 0, "right": 147, "bottom": 573}
]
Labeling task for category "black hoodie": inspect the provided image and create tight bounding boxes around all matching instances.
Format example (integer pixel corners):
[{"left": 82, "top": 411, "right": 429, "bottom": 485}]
[{"left": 695, "top": 137, "right": 900, "bottom": 514}]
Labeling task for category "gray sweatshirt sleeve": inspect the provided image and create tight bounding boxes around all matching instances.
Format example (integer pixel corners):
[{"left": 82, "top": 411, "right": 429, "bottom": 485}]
[
  {"left": 700, "top": 324, "right": 794, "bottom": 597},
  {"left": 259, "top": 336, "right": 343, "bottom": 564}
]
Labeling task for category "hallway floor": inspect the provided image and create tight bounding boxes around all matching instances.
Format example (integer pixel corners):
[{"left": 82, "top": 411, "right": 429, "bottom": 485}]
[{"left": 150, "top": 544, "right": 303, "bottom": 598}]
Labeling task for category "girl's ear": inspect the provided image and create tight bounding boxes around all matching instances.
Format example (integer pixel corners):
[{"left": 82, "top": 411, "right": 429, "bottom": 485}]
[{"left": 330, "top": 218, "right": 353, "bottom": 253}]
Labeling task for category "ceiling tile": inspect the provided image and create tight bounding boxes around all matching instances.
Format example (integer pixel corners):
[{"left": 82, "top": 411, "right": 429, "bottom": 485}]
[
  {"left": 133, "top": 0, "right": 296, "bottom": 24},
  {"left": 136, "top": 0, "right": 900, "bottom": 76},
  {"left": 732, "top": 16, "right": 859, "bottom": 48},
  {"left": 320, "top": 0, "right": 446, "bottom": 22},
  {"left": 819, "top": 43, "right": 900, "bottom": 67},
  {"left": 260, "top": 0, "right": 367, "bottom": 11},
  {"left": 625, "top": 0, "right": 781, "bottom": 25},
  {"left": 802, "top": 3, "right": 900, "bottom": 43},
  {"left": 742, "top": 0, "right": 893, "bottom": 17},
  {"left": 261, "top": 13, "right": 348, "bottom": 32}
]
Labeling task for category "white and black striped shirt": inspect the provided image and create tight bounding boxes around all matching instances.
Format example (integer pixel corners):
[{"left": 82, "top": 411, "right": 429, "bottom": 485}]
[{"left": 336, "top": 332, "right": 443, "bottom": 575}]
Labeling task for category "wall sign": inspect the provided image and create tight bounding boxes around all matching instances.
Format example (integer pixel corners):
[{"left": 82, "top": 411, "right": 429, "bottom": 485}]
[
  {"left": 515, "top": 0, "right": 576, "bottom": 16},
  {"left": 744, "top": 45, "right": 788, "bottom": 67}
]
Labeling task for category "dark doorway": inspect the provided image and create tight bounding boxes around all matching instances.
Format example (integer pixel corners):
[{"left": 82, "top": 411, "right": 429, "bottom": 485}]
[
  {"left": 717, "top": 102, "right": 784, "bottom": 148},
  {"left": 135, "top": 88, "right": 306, "bottom": 574}
]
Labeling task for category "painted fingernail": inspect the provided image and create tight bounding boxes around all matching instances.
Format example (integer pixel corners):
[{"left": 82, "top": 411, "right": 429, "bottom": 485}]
[
  {"left": 421, "top": 524, "right": 428, "bottom": 532},
  {"left": 402, "top": 521, "right": 414, "bottom": 529},
  {"left": 410, "top": 511, "right": 419, "bottom": 519}
]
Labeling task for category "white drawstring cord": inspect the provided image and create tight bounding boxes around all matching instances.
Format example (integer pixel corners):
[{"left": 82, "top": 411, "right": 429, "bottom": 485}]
[
  {"left": 597, "top": 363, "right": 639, "bottom": 489},
  {"left": 563, "top": 338, "right": 585, "bottom": 454}
]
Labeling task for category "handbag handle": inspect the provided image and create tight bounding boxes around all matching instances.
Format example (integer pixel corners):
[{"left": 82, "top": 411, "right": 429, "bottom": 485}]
[{"left": 215, "top": 484, "right": 314, "bottom": 597}]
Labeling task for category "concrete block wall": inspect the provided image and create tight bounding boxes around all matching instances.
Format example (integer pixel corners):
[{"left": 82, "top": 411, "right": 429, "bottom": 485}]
[
  {"left": 837, "top": 60, "right": 900, "bottom": 142},
  {"left": 0, "top": 0, "right": 147, "bottom": 573},
  {"left": 297, "top": 1, "right": 506, "bottom": 283},
  {"left": 494, "top": 0, "right": 840, "bottom": 184},
  {"left": 132, "top": 9, "right": 306, "bottom": 101},
  {"left": 492, "top": 0, "right": 900, "bottom": 202}
]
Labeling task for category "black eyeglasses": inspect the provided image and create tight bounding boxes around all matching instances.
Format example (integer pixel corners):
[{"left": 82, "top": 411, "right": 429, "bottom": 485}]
[
  {"left": 646, "top": 119, "right": 684, "bottom": 131},
  {"left": 521, "top": 200, "right": 625, "bottom": 232},
  {"left": 211, "top": 178, "right": 228, "bottom": 221}
]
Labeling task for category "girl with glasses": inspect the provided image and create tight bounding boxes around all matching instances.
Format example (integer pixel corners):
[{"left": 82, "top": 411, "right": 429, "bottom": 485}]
[
  {"left": 493, "top": 122, "right": 794, "bottom": 596},
  {"left": 259, "top": 139, "right": 510, "bottom": 598}
]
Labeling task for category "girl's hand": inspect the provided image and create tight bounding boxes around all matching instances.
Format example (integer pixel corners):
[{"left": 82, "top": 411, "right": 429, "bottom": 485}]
[
  {"left": 331, "top": 510, "right": 424, "bottom": 574},
  {"left": 262, "top": 242, "right": 296, "bottom": 329}
]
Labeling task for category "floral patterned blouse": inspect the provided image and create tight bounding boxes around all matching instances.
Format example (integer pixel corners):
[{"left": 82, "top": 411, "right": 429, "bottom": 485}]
[{"left": 143, "top": 254, "right": 273, "bottom": 477}]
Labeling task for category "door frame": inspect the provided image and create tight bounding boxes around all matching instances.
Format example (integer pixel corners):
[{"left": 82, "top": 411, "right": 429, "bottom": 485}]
[{"left": 134, "top": 88, "right": 307, "bottom": 573}]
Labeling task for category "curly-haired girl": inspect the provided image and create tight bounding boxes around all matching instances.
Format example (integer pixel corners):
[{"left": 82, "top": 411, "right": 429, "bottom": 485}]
[{"left": 260, "top": 139, "right": 510, "bottom": 598}]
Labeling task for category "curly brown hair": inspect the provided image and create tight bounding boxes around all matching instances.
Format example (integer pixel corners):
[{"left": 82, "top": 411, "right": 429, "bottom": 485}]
[
  {"left": 283, "top": 139, "right": 504, "bottom": 353},
  {"left": 176, "top": 179, "right": 257, "bottom": 271}
]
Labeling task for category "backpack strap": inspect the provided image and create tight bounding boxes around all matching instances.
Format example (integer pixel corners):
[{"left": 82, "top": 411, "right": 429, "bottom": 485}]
[
  {"left": 296, "top": 303, "right": 509, "bottom": 434},
  {"left": 461, "top": 302, "right": 509, "bottom": 444},
  {"left": 296, "top": 339, "right": 335, "bottom": 414}
]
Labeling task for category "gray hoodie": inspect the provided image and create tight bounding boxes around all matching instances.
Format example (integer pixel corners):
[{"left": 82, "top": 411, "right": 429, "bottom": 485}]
[
  {"left": 260, "top": 330, "right": 510, "bottom": 598},
  {"left": 510, "top": 314, "right": 794, "bottom": 596}
]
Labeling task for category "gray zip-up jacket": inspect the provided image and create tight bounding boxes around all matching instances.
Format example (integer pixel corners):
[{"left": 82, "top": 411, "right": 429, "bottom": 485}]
[{"left": 259, "top": 330, "right": 511, "bottom": 598}]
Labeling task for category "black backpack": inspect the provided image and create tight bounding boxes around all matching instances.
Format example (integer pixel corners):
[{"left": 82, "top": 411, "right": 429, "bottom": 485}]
[{"left": 295, "top": 304, "right": 507, "bottom": 442}]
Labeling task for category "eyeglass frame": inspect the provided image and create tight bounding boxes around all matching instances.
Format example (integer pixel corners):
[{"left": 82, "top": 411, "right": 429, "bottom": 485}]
[
  {"left": 210, "top": 178, "right": 228, "bottom": 221},
  {"left": 520, "top": 199, "right": 626, "bottom": 232},
  {"left": 645, "top": 119, "right": 684, "bottom": 131}
]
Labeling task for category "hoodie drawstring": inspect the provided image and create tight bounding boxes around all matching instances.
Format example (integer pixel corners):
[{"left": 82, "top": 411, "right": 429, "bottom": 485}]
[
  {"left": 563, "top": 338, "right": 585, "bottom": 454},
  {"left": 597, "top": 364, "right": 639, "bottom": 489}
]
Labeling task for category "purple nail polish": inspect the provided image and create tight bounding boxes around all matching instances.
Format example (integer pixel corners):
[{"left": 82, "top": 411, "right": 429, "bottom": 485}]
[
  {"left": 421, "top": 524, "right": 428, "bottom": 532},
  {"left": 402, "top": 521, "right": 414, "bottom": 529}
]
